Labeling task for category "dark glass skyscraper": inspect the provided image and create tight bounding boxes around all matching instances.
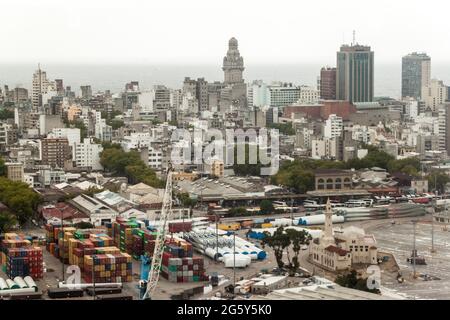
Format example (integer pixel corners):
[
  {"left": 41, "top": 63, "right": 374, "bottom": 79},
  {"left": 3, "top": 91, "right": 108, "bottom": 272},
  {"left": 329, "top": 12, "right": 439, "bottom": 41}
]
[
  {"left": 336, "top": 44, "right": 374, "bottom": 103},
  {"left": 401, "top": 52, "right": 431, "bottom": 99}
]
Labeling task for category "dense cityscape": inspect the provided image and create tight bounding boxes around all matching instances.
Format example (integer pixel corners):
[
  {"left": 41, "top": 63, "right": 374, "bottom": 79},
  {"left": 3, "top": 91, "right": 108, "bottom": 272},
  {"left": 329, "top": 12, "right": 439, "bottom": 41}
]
[{"left": 1, "top": 2, "right": 450, "bottom": 305}]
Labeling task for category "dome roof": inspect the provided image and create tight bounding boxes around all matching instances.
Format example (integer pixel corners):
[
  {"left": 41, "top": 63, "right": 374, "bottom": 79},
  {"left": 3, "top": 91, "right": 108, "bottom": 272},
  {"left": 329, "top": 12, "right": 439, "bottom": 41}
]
[{"left": 229, "top": 37, "right": 238, "bottom": 47}]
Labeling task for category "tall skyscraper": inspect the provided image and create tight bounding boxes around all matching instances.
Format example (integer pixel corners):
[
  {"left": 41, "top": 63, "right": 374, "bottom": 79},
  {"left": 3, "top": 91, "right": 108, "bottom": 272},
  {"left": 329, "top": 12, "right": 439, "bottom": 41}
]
[
  {"left": 320, "top": 67, "right": 337, "bottom": 100},
  {"left": 182, "top": 77, "right": 209, "bottom": 113},
  {"left": 221, "top": 37, "right": 247, "bottom": 111},
  {"left": 336, "top": 44, "right": 374, "bottom": 103},
  {"left": 32, "top": 64, "right": 55, "bottom": 109},
  {"left": 223, "top": 37, "right": 244, "bottom": 85},
  {"left": 401, "top": 52, "right": 431, "bottom": 99},
  {"left": 80, "top": 85, "right": 93, "bottom": 100}
]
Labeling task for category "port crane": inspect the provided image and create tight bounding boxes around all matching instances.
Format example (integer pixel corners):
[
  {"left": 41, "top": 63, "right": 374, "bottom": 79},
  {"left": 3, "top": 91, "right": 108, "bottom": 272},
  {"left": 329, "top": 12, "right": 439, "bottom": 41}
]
[{"left": 142, "top": 165, "right": 174, "bottom": 300}]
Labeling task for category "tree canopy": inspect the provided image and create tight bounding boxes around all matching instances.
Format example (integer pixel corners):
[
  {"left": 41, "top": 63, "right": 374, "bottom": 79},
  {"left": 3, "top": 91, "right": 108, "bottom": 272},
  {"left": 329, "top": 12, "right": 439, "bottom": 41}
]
[
  {"left": 268, "top": 122, "right": 295, "bottom": 136},
  {"left": 0, "top": 156, "right": 6, "bottom": 176},
  {"left": 259, "top": 200, "right": 275, "bottom": 215},
  {"left": 271, "top": 147, "right": 423, "bottom": 194},
  {"left": 0, "top": 177, "right": 42, "bottom": 225},
  {"left": 0, "top": 108, "right": 14, "bottom": 120},
  {"left": 100, "top": 146, "right": 164, "bottom": 188},
  {"left": 428, "top": 171, "right": 450, "bottom": 194},
  {"left": 262, "top": 226, "right": 312, "bottom": 275},
  {"left": 335, "top": 270, "right": 381, "bottom": 294}
]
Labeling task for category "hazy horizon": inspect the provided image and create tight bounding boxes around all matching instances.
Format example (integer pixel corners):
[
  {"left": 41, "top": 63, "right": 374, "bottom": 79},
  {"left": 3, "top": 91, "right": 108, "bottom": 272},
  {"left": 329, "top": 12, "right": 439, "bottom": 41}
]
[{"left": 4, "top": 62, "right": 450, "bottom": 99}]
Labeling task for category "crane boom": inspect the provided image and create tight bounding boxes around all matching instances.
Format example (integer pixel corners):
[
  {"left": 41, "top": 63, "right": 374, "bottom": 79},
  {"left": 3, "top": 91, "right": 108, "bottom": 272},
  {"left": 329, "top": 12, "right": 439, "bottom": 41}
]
[{"left": 142, "top": 167, "right": 173, "bottom": 300}]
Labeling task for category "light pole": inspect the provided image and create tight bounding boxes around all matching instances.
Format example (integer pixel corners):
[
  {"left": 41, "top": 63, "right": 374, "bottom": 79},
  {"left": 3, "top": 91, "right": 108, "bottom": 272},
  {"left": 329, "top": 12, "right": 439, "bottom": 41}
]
[
  {"left": 216, "top": 213, "right": 219, "bottom": 261},
  {"left": 233, "top": 231, "right": 236, "bottom": 298},
  {"left": 431, "top": 190, "right": 438, "bottom": 253},
  {"left": 412, "top": 220, "right": 417, "bottom": 279},
  {"left": 61, "top": 208, "right": 65, "bottom": 283}
]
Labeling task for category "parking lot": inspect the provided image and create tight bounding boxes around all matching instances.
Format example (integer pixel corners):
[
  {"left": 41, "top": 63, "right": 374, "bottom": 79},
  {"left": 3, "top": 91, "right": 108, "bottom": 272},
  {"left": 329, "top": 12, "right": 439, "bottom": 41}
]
[{"left": 368, "top": 219, "right": 450, "bottom": 300}]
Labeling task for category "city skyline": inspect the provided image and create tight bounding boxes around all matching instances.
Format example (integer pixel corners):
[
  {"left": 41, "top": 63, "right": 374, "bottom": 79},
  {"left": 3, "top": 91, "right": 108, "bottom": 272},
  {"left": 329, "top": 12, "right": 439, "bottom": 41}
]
[{"left": 2, "top": 0, "right": 450, "bottom": 64}]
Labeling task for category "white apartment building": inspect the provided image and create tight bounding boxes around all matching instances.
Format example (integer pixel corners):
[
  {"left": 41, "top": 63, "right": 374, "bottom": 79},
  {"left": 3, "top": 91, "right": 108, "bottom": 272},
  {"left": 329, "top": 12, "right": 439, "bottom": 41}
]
[
  {"left": 298, "top": 86, "right": 319, "bottom": 104},
  {"left": 438, "top": 104, "right": 450, "bottom": 154},
  {"left": 351, "top": 125, "right": 372, "bottom": 144},
  {"left": 248, "top": 80, "right": 269, "bottom": 107},
  {"left": 94, "top": 112, "right": 112, "bottom": 142},
  {"left": 48, "top": 128, "right": 81, "bottom": 158},
  {"left": 148, "top": 146, "right": 163, "bottom": 170},
  {"left": 422, "top": 79, "right": 448, "bottom": 112},
  {"left": 324, "top": 114, "right": 343, "bottom": 138},
  {"left": 403, "top": 97, "right": 419, "bottom": 119},
  {"left": 121, "top": 133, "right": 154, "bottom": 152},
  {"left": 311, "top": 138, "right": 339, "bottom": 160},
  {"left": 267, "top": 83, "right": 301, "bottom": 107},
  {"left": 75, "top": 138, "right": 103, "bottom": 170}
]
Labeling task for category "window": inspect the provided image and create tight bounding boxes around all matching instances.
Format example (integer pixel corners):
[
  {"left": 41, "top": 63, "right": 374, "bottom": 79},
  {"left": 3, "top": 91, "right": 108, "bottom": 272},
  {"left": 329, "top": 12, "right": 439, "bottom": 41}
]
[
  {"left": 326, "top": 178, "right": 334, "bottom": 190},
  {"left": 335, "top": 178, "right": 342, "bottom": 189},
  {"left": 318, "top": 178, "right": 325, "bottom": 190}
]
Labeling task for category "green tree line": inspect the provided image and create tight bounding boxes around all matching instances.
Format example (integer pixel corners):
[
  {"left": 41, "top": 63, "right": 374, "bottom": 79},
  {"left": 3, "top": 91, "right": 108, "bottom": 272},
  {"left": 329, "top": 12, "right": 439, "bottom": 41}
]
[
  {"left": 0, "top": 177, "right": 42, "bottom": 230},
  {"left": 100, "top": 146, "right": 165, "bottom": 188},
  {"left": 271, "top": 147, "right": 424, "bottom": 194}
]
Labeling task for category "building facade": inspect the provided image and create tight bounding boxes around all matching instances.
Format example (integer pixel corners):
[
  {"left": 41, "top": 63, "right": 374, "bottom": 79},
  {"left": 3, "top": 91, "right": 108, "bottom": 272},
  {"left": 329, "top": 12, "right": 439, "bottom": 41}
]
[
  {"left": 32, "top": 65, "right": 55, "bottom": 109},
  {"left": 320, "top": 67, "right": 337, "bottom": 100},
  {"left": 41, "top": 138, "right": 72, "bottom": 168},
  {"left": 402, "top": 52, "right": 431, "bottom": 99},
  {"left": 74, "top": 138, "right": 103, "bottom": 170},
  {"left": 336, "top": 44, "right": 374, "bottom": 103},
  {"left": 422, "top": 79, "right": 448, "bottom": 112}
]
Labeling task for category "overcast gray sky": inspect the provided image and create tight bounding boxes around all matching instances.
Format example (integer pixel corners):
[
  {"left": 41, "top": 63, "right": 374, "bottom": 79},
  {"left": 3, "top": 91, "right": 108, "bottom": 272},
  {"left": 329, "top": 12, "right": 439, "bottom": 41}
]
[{"left": 1, "top": 0, "right": 448, "bottom": 65}]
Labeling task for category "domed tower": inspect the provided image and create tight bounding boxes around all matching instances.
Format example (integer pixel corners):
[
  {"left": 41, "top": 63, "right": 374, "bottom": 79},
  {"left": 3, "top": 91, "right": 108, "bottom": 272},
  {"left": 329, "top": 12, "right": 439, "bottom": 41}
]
[{"left": 222, "top": 37, "right": 245, "bottom": 84}]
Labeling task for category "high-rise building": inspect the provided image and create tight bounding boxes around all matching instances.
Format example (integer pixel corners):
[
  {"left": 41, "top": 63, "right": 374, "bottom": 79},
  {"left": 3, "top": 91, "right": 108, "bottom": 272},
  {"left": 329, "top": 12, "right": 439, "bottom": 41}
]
[
  {"left": 247, "top": 80, "right": 268, "bottom": 107},
  {"left": 422, "top": 79, "right": 448, "bottom": 112},
  {"left": 75, "top": 138, "right": 103, "bottom": 170},
  {"left": 402, "top": 52, "right": 431, "bottom": 99},
  {"left": 80, "top": 85, "right": 93, "bottom": 100},
  {"left": 336, "top": 44, "right": 374, "bottom": 103},
  {"left": 320, "top": 67, "right": 337, "bottom": 100},
  {"left": 438, "top": 103, "right": 450, "bottom": 156},
  {"left": 40, "top": 138, "right": 72, "bottom": 168},
  {"left": 324, "top": 114, "right": 343, "bottom": 138},
  {"left": 55, "top": 79, "right": 64, "bottom": 95},
  {"left": 182, "top": 77, "right": 209, "bottom": 113},
  {"left": 153, "top": 85, "right": 171, "bottom": 111},
  {"left": 222, "top": 38, "right": 247, "bottom": 111},
  {"left": 223, "top": 37, "right": 244, "bottom": 85},
  {"left": 32, "top": 64, "right": 55, "bottom": 109}
]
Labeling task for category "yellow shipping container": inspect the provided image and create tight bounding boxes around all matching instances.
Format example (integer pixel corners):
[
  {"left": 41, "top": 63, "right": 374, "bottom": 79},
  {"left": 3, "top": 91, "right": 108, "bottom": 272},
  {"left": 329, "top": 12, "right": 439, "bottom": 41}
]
[{"left": 218, "top": 223, "right": 240, "bottom": 231}]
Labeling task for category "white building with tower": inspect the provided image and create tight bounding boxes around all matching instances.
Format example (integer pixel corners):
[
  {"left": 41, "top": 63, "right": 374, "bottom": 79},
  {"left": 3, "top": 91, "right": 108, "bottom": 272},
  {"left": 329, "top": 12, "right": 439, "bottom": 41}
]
[{"left": 309, "top": 199, "right": 378, "bottom": 272}]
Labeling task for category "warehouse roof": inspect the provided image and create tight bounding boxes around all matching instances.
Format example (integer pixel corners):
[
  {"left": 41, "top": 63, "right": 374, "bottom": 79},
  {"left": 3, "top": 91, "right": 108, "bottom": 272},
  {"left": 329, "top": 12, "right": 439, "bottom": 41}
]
[{"left": 251, "top": 284, "right": 399, "bottom": 300}]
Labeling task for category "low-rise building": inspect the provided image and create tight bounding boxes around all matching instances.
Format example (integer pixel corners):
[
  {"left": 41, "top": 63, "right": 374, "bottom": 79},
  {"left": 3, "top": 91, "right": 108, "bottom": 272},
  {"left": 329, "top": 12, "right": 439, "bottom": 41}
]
[{"left": 69, "top": 194, "right": 118, "bottom": 226}]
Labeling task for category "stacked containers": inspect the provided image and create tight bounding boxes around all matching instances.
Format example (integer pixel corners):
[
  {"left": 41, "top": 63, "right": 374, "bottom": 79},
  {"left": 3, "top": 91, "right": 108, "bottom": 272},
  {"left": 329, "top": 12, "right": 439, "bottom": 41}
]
[
  {"left": 131, "top": 229, "right": 145, "bottom": 260},
  {"left": 83, "top": 253, "right": 133, "bottom": 283},
  {"left": 5, "top": 247, "right": 43, "bottom": 279},
  {"left": 168, "top": 222, "right": 192, "bottom": 233},
  {"left": 143, "top": 230, "right": 157, "bottom": 256},
  {"left": 111, "top": 219, "right": 140, "bottom": 254},
  {"left": 160, "top": 239, "right": 207, "bottom": 283}
]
